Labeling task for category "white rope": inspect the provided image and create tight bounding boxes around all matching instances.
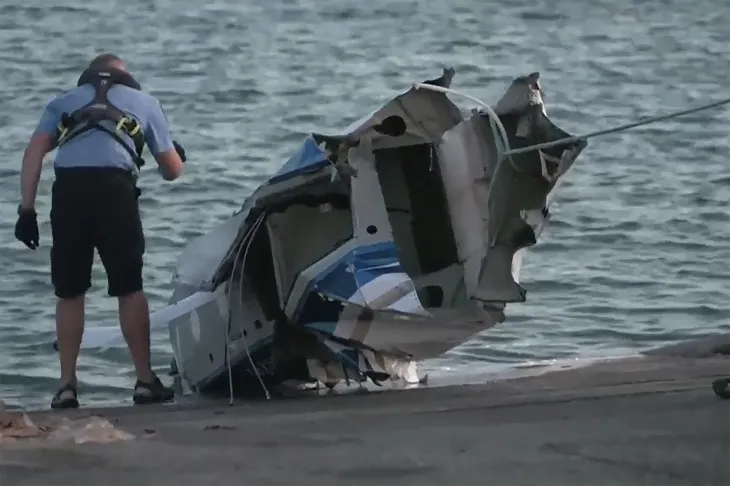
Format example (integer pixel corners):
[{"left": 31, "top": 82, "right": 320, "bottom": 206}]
[
  {"left": 236, "top": 213, "right": 271, "bottom": 400},
  {"left": 224, "top": 211, "right": 271, "bottom": 405},
  {"left": 413, "top": 81, "right": 730, "bottom": 251},
  {"left": 413, "top": 82, "right": 551, "bottom": 178},
  {"left": 412, "top": 81, "right": 730, "bottom": 161},
  {"left": 505, "top": 96, "right": 730, "bottom": 156},
  {"left": 412, "top": 82, "right": 516, "bottom": 167},
  {"left": 412, "top": 81, "right": 550, "bottom": 230},
  {"left": 224, "top": 227, "right": 249, "bottom": 405}
]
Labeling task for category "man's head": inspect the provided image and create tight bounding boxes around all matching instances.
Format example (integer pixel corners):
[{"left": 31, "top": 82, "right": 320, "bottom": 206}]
[
  {"left": 77, "top": 52, "right": 140, "bottom": 89},
  {"left": 87, "top": 53, "right": 126, "bottom": 72}
]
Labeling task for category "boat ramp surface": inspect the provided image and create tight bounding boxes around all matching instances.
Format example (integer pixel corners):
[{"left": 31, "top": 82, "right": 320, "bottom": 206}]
[{"left": 1, "top": 335, "right": 728, "bottom": 486}]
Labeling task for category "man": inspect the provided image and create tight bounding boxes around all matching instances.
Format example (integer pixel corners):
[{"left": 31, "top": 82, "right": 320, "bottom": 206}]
[{"left": 14, "top": 53, "right": 186, "bottom": 409}]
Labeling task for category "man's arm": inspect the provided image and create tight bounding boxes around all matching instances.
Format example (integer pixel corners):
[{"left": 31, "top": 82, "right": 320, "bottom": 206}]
[
  {"left": 20, "top": 105, "right": 59, "bottom": 210},
  {"left": 144, "top": 98, "right": 184, "bottom": 181}
]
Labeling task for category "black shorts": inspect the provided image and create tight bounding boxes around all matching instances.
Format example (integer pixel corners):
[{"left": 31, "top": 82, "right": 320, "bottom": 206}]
[{"left": 50, "top": 167, "right": 145, "bottom": 299}]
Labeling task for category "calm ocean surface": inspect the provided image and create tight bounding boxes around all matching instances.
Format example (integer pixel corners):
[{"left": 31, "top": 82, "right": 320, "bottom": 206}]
[{"left": 1, "top": 0, "right": 728, "bottom": 410}]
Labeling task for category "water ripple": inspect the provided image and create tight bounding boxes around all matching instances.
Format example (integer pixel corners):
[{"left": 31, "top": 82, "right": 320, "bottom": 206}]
[{"left": 0, "top": 0, "right": 728, "bottom": 410}]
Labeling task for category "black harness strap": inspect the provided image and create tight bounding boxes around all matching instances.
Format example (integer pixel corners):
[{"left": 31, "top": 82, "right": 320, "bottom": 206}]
[{"left": 57, "top": 68, "right": 147, "bottom": 169}]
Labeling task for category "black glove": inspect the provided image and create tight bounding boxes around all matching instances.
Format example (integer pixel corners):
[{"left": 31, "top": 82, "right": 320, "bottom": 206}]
[
  {"left": 173, "top": 140, "right": 187, "bottom": 163},
  {"left": 15, "top": 206, "right": 39, "bottom": 250}
]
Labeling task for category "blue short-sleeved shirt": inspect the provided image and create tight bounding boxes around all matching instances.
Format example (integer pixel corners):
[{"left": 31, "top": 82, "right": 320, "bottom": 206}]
[{"left": 34, "top": 84, "right": 175, "bottom": 171}]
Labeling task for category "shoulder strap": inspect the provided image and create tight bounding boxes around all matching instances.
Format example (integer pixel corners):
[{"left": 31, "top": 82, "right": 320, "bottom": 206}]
[{"left": 57, "top": 69, "right": 147, "bottom": 169}]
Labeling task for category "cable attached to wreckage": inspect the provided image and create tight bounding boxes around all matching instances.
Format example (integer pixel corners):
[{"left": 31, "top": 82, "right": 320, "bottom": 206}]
[
  {"left": 412, "top": 82, "right": 730, "bottom": 165},
  {"left": 503, "top": 96, "right": 730, "bottom": 157},
  {"left": 414, "top": 82, "right": 730, "bottom": 399},
  {"left": 223, "top": 211, "right": 271, "bottom": 404}
]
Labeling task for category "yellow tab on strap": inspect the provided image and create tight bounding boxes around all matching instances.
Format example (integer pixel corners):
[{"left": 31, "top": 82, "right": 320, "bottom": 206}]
[
  {"left": 115, "top": 117, "right": 141, "bottom": 137},
  {"left": 115, "top": 117, "right": 128, "bottom": 133},
  {"left": 57, "top": 123, "right": 68, "bottom": 142}
]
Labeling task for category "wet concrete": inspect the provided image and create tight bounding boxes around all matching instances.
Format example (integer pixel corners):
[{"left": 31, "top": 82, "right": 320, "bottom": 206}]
[{"left": 1, "top": 345, "right": 729, "bottom": 486}]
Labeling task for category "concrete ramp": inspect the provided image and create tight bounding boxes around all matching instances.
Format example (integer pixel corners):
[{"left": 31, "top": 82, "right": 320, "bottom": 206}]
[{"left": 1, "top": 352, "right": 728, "bottom": 486}]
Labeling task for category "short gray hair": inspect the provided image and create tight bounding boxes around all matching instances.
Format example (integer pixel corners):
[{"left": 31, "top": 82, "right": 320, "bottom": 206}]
[{"left": 88, "top": 53, "right": 125, "bottom": 71}]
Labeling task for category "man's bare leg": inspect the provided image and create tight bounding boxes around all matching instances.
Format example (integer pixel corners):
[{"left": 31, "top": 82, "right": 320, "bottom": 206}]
[
  {"left": 118, "top": 290, "right": 174, "bottom": 404},
  {"left": 56, "top": 296, "right": 85, "bottom": 386},
  {"left": 51, "top": 295, "right": 85, "bottom": 409},
  {"left": 118, "top": 290, "right": 155, "bottom": 383}
]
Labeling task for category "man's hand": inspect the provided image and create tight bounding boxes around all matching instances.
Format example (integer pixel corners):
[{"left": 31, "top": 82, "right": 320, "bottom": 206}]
[
  {"left": 173, "top": 140, "right": 186, "bottom": 163},
  {"left": 15, "top": 206, "right": 39, "bottom": 250}
]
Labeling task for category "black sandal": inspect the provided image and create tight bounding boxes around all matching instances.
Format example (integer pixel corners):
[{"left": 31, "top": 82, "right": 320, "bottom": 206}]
[
  {"left": 51, "top": 383, "right": 79, "bottom": 409},
  {"left": 133, "top": 373, "right": 175, "bottom": 405}
]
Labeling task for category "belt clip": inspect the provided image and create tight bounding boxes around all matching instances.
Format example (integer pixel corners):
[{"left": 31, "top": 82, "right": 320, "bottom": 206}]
[
  {"left": 115, "top": 117, "right": 128, "bottom": 133},
  {"left": 57, "top": 123, "right": 68, "bottom": 143}
]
